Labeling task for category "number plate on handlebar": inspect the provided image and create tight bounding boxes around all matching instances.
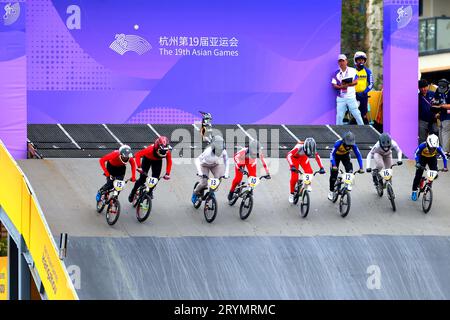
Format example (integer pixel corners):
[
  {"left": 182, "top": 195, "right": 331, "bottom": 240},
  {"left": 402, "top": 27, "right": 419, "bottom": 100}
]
[
  {"left": 427, "top": 170, "right": 438, "bottom": 181},
  {"left": 208, "top": 178, "right": 221, "bottom": 190},
  {"left": 113, "top": 180, "right": 125, "bottom": 191},
  {"left": 343, "top": 173, "right": 354, "bottom": 185},
  {"left": 248, "top": 176, "right": 259, "bottom": 188},
  {"left": 146, "top": 177, "right": 159, "bottom": 188},
  {"left": 382, "top": 169, "right": 393, "bottom": 181},
  {"left": 302, "top": 173, "right": 313, "bottom": 185}
]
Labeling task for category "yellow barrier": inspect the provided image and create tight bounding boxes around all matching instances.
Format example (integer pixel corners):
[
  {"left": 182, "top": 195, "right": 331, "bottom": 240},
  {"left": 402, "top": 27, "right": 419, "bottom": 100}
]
[
  {"left": 369, "top": 90, "right": 383, "bottom": 124},
  {"left": 0, "top": 141, "right": 78, "bottom": 300},
  {"left": 0, "top": 256, "right": 7, "bottom": 300}
]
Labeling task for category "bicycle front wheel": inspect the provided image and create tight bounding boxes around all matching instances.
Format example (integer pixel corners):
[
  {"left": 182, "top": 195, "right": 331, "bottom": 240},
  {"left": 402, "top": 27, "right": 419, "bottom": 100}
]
[
  {"left": 204, "top": 195, "right": 218, "bottom": 223},
  {"left": 106, "top": 199, "right": 121, "bottom": 226},
  {"left": 300, "top": 190, "right": 310, "bottom": 218},
  {"left": 386, "top": 183, "right": 396, "bottom": 212},
  {"left": 136, "top": 193, "right": 152, "bottom": 223},
  {"left": 339, "top": 190, "right": 351, "bottom": 218},
  {"left": 239, "top": 193, "right": 253, "bottom": 220},
  {"left": 422, "top": 186, "right": 433, "bottom": 214}
]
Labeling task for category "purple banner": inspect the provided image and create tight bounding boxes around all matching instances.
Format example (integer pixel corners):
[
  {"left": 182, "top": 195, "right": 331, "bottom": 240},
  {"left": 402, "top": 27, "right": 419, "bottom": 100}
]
[
  {"left": 27, "top": 0, "right": 342, "bottom": 124},
  {"left": 0, "top": 0, "right": 27, "bottom": 159},
  {"left": 383, "top": 0, "right": 418, "bottom": 158}
]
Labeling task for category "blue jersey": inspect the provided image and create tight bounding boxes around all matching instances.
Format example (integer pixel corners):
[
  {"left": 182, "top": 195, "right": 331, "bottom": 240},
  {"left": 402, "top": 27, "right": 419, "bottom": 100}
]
[
  {"left": 414, "top": 142, "right": 448, "bottom": 167},
  {"left": 330, "top": 140, "right": 363, "bottom": 168}
]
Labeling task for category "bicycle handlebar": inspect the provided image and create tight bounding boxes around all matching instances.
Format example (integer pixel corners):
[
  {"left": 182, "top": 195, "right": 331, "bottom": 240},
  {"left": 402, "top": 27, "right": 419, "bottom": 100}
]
[
  {"left": 339, "top": 169, "right": 364, "bottom": 175},
  {"left": 242, "top": 170, "right": 271, "bottom": 180},
  {"left": 416, "top": 164, "right": 447, "bottom": 172},
  {"left": 292, "top": 168, "right": 321, "bottom": 176},
  {"left": 197, "top": 174, "right": 227, "bottom": 180}
]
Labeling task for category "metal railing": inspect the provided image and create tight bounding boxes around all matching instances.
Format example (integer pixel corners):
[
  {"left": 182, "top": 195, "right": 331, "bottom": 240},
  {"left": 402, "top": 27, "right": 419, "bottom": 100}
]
[{"left": 420, "top": 17, "right": 450, "bottom": 55}]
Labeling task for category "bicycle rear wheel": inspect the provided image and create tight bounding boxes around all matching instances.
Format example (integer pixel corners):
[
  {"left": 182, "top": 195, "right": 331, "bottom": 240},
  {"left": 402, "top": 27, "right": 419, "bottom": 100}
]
[
  {"left": 193, "top": 182, "right": 202, "bottom": 209},
  {"left": 106, "top": 199, "right": 121, "bottom": 226},
  {"left": 239, "top": 193, "right": 253, "bottom": 220},
  {"left": 386, "top": 183, "right": 396, "bottom": 212},
  {"left": 136, "top": 193, "right": 152, "bottom": 223},
  {"left": 332, "top": 185, "right": 339, "bottom": 203},
  {"left": 293, "top": 182, "right": 301, "bottom": 205},
  {"left": 204, "top": 195, "right": 217, "bottom": 223},
  {"left": 132, "top": 188, "right": 142, "bottom": 208},
  {"left": 339, "top": 190, "right": 351, "bottom": 218},
  {"left": 422, "top": 186, "right": 433, "bottom": 214},
  {"left": 376, "top": 179, "right": 383, "bottom": 197},
  {"left": 229, "top": 185, "right": 242, "bottom": 206},
  {"left": 300, "top": 190, "right": 310, "bottom": 218},
  {"left": 96, "top": 193, "right": 106, "bottom": 213}
]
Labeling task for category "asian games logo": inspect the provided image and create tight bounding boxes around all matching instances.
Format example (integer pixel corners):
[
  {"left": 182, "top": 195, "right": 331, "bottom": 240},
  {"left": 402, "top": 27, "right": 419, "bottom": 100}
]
[
  {"left": 396, "top": 5, "right": 412, "bottom": 29},
  {"left": 3, "top": 2, "right": 20, "bottom": 26},
  {"left": 109, "top": 33, "right": 152, "bottom": 55}
]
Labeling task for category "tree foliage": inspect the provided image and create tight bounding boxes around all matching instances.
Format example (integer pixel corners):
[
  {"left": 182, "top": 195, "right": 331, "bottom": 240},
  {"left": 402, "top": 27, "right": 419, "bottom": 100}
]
[{"left": 341, "top": 0, "right": 368, "bottom": 60}]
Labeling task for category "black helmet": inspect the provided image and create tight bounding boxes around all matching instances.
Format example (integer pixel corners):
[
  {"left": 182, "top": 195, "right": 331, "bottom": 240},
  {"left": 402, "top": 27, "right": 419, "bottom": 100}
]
[
  {"left": 343, "top": 132, "right": 355, "bottom": 148},
  {"left": 379, "top": 133, "right": 392, "bottom": 152},
  {"left": 248, "top": 140, "right": 260, "bottom": 159},
  {"left": 437, "top": 79, "right": 450, "bottom": 93},
  {"left": 119, "top": 144, "right": 132, "bottom": 162},
  {"left": 303, "top": 137, "right": 316, "bottom": 157}
]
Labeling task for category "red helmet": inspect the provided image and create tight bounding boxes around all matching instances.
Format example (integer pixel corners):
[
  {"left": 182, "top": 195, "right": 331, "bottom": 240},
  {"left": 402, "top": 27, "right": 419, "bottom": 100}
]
[{"left": 154, "top": 136, "right": 171, "bottom": 157}]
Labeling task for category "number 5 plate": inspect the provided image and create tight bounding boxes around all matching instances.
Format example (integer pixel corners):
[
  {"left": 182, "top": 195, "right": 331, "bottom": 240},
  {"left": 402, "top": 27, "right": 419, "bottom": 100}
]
[{"left": 113, "top": 180, "right": 125, "bottom": 191}]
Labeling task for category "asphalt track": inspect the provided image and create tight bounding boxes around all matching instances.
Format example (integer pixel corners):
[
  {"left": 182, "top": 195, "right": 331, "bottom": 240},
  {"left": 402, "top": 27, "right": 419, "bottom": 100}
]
[{"left": 19, "top": 158, "right": 450, "bottom": 299}]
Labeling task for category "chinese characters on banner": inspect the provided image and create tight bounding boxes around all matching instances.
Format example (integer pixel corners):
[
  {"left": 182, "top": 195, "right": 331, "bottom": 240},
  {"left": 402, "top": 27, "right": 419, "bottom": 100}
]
[{"left": 158, "top": 36, "right": 240, "bottom": 56}]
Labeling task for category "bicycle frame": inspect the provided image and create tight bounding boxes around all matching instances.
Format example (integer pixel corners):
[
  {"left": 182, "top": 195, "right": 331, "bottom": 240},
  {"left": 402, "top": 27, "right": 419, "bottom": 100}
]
[
  {"left": 336, "top": 171, "right": 355, "bottom": 193},
  {"left": 293, "top": 168, "right": 320, "bottom": 194},
  {"left": 419, "top": 168, "right": 440, "bottom": 193},
  {"left": 202, "top": 177, "right": 222, "bottom": 200},
  {"left": 236, "top": 171, "right": 269, "bottom": 198},
  {"left": 374, "top": 163, "right": 399, "bottom": 188}
]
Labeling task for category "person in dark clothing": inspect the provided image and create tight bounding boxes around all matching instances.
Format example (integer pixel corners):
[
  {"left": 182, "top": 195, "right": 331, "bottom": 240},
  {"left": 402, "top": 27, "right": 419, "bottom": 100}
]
[{"left": 418, "top": 79, "right": 438, "bottom": 142}]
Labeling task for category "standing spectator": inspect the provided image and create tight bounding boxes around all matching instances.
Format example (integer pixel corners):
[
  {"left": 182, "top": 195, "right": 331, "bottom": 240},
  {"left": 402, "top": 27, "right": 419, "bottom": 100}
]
[
  {"left": 418, "top": 79, "right": 437, "bottom": 143},
  {"left": 433, "top": 79, "right": 450, "bottom": 153},
  {"left": 353, "top": 51, "right": 374, "bottom": 125},
  {"left": 331, "top": 54, "right": 364, "bottom": 125}
]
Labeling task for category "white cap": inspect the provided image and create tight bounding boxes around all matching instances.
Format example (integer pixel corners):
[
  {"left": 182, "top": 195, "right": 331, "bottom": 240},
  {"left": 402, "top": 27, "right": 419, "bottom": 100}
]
[{"left": 338, "top": 54, "right": 347, "bottom": 61}]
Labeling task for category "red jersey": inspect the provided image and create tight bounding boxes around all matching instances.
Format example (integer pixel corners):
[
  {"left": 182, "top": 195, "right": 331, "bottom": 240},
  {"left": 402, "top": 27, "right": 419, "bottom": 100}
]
[
  {"left": 134, "top": 144, "right": 173, "bottom": 175},
  {"left": 287, "top": 142, "right": 324, "bottom": 168},
  {"left": 99, "top": 150, "right": 136, "bottom": 180},
  {"left": 233, "top": 148, "right": 269, "bottom": 174}
]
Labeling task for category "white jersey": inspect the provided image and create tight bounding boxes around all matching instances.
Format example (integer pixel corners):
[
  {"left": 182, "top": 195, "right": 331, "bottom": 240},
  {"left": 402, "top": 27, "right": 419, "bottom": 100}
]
[
  {"left": 331, "top": 67, "right": 358, "bottom": 99},
  {"left": 195, "top": 146, "right": 229, "bottom": 177},
  {"left": 366, "top": 140, "right": 402, "bottom": 168}
]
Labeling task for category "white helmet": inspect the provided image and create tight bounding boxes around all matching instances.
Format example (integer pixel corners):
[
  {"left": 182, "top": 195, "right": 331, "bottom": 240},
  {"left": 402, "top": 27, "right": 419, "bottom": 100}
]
[
  {"left": 211, "top": 135, "right": 225, "bottom": 155},
  {"left": 354, "top": 51, "right": 367, "bottom": 65},
  {"left": 426, "top": 134, "right": 439, "bottom": 150}
]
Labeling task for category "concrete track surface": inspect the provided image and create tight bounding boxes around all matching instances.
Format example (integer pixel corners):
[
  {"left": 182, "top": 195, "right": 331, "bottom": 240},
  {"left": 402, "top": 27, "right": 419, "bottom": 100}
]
[{"left": 19, "top": 158, "right": 450, "bottom": 299}]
